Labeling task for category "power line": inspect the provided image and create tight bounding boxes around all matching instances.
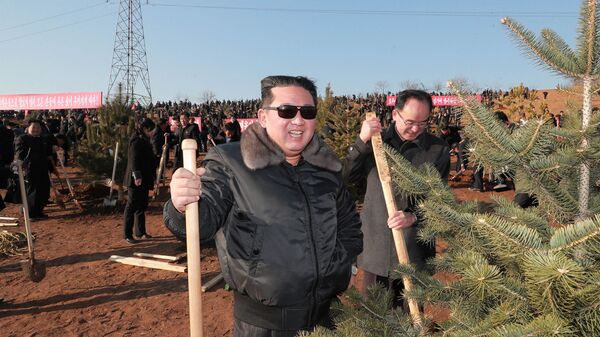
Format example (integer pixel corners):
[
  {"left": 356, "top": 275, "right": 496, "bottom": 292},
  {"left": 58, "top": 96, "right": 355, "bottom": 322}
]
[
  {"left": 0, "top": 2, "right": 107, "bottom": 33},
  {"left": 147, "top": 3, "right": 577, "bottom": 18},
  {"left": 0, "top": 12, "right": 115, "bottom": 44}
]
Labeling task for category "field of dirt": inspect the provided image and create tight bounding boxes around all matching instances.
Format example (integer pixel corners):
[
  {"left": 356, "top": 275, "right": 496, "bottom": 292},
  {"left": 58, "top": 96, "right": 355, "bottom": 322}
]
[{"left": 0, "top": 156, "right": 514, "bottom": 337}]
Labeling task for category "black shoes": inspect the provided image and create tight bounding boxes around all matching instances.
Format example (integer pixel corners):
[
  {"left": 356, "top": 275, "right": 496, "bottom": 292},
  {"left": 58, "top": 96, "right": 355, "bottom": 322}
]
[{"left": 125, "top": 237, "right": 137, "bottom": 244}]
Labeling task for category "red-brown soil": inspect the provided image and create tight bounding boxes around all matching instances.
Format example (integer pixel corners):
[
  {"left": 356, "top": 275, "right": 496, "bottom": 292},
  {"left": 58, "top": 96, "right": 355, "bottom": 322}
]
[{"left": 0, "top": 158, "right": 513, "bottom": 337}]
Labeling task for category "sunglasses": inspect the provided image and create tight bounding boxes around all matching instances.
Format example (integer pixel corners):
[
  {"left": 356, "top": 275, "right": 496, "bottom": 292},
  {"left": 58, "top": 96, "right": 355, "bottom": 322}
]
[{"left": 263, "top": 105, "right": 318, "bottom": 120}]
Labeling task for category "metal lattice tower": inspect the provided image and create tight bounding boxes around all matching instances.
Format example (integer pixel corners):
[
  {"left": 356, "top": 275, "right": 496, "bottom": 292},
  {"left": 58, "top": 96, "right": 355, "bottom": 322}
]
[{"left": 107, "top": 0, "right": 152, "bottom": 106}]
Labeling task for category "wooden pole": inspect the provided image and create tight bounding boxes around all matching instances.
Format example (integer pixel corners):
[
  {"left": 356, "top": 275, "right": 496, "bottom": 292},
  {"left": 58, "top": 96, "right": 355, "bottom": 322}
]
[
  {"left": 108, "top": 142, "right": 120, "bottom": 201},
  {"left": 16, "top": 161, "right": 35, "bottom": 264},
  {"left": 154, "top": 135, "right": 168, "bottom": 199},
  {"left": 182, "top": 139, "right": 203, "bottom": 337},
  {"left": 366, "top": 112, "right": 423, "bottom": 328}
]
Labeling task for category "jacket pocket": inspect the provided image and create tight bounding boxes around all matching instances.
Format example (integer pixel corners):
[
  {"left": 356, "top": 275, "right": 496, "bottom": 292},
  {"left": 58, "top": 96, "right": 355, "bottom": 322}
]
[
  {"left": 322, "top": 238, "right": 352, "bottom": 296},
  {"left": 223, "top": 209, "right": 266, "bottom": 293}
]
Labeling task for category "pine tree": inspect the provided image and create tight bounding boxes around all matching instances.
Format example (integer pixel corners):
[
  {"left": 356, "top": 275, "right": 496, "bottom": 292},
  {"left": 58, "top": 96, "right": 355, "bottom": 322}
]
[
  {"left": 306, "top": 1, "right": 600, "bottom": 336},
  {"left": 317, "top": 84, "right": 364, "bottom": 160},
  {"left": 78, "top": 84, "right": 136, "bottom": 194},
  {"left": 317, "top": 84, "right": 366, "bottom": 199},
  {"left": 502, "top": 0, "right": 600, "bottom": 217}
]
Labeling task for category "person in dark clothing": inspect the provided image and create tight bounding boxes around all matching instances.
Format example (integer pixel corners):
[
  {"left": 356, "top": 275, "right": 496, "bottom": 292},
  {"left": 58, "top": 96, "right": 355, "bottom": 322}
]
[
  {"left": 343, "top": 89, "right": 450, "bottom": 307},
  {"left": 209, "top": 122, "right": 241, "bottom": 145},
  {"left": 173, "top": 112, "right": 201, "bottom": 170},
  {"left": 14, "top": 119, "right": 56, "bottom": 219},
  {"left": 0, "top": 121, "right": 15, "bottom": 187},
  {"left": 0, "top": 121, "right": 12, "bottom": 210},
  {"left": 151, "top": 118, "right": 170, "bottom": 183},
  {"left": 122, "top": 118, "right": 158, "bottom": 244},
  {"left": 54, "top": 134, "right": 71, "bottom": 165},
  {"left": 164, "top": 75, "right": 363, "bottom": 337},
  {"left": 151, "top": 118, "right": 169, "bottom": 160},
  {"left": 230, "top": 114, "right": 242, "bottom": 139}
]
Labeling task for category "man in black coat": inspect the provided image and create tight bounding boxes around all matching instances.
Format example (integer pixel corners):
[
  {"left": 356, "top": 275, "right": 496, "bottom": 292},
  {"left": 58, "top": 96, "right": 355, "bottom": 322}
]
[
  {"left": 0, "top": 120, "right": 14, "bottom": 210},
  {"left": 173, "top": 112, "right": 200, "bottom": 170},
  {"left": 164, "top": 75, "right": 362, "bottom": 337},
  {"left": 343, "top": 89, "right": 450, "bottom": 306},
  {"left": 14, "top": 119, "right": 56, "bottom": 219},
  {"left": 122, "top": 118, "right": 158, "bottom": 243}
]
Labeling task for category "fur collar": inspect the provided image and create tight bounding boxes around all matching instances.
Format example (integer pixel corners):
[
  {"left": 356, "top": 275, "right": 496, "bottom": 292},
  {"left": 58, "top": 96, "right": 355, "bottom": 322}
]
[{"left": 240, "top": 122, "right": 341, "bottom": 172}]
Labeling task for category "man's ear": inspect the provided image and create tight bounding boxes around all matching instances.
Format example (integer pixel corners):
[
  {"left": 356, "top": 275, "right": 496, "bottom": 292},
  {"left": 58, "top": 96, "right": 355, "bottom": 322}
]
[{"left": 258, "top": 109, "right": 267, "bottom": 128}]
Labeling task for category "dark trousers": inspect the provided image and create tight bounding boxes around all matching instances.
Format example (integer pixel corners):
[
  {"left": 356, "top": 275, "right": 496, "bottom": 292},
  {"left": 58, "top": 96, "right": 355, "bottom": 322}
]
[
  {"left": 471, "top": 166, "right": 484, "bottom": 191},
  {"left": 234, "top": 319, "right": 301, "bottom": 337},
  {"left": 123, "top": 186, "right": 149, "bottom": 239},
  {"left": 375, "top": 275, "right": 406, "bottom": 309},
  {"left": 26, "top": 172, "right": 50, "bottom": 216}
]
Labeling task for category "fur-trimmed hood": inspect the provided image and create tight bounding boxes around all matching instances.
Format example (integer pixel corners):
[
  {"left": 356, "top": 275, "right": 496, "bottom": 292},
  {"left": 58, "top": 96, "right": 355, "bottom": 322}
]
[{"left": 240, "top": 122, "right": 341, "bottom": 172}]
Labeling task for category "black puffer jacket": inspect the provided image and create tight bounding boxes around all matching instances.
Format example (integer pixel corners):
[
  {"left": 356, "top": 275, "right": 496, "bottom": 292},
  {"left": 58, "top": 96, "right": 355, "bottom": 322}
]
[{"left": 164, "top": 122, "right": 362, "bottom": 314}]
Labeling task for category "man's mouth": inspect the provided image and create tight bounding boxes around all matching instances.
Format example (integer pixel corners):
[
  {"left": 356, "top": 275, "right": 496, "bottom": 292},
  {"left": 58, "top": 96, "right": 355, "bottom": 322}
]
[{"left": 289, "top": 130, "right": 303, "bottom": 138}]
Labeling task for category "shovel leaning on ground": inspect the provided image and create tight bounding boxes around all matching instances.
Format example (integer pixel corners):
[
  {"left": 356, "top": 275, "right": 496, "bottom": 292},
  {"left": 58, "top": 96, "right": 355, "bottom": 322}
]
[
  {"left": 16, "top": 160, "right": 46, "bottom": 282},
  {"left": 104, "top": 142, "right": 119, "bottom": 207},
  {"left": 49, "top": 172, "right": 66, "bottom": 209},
  {"left": 57, "top": 153, "right": 84, "bottom": 211},
  {"left": 153, "top": 136, "right": 168, "bottom": 199}
]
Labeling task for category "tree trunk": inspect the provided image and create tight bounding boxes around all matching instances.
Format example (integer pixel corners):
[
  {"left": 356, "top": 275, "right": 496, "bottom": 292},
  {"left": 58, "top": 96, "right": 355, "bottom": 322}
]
[{"left": 578, "top": 76, "right": 592, "bottom": 217}]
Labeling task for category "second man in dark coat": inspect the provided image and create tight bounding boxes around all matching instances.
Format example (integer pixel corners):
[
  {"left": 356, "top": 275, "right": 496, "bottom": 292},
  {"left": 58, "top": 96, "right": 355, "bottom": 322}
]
[{"left": 343, "top": 90, "right": 450, "bottom": 306}]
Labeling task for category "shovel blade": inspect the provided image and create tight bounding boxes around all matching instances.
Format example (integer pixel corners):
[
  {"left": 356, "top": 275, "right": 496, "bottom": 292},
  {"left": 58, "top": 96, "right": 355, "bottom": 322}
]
[
  {"left": 20, "top": 259, "right": 46, "bottom": 283},
  {"left": 103, "top": 198, "right": 117, "bottom": 207}
]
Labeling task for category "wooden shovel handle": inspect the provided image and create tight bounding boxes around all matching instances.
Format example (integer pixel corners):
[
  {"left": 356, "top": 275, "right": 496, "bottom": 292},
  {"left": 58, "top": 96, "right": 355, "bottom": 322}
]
[
  {"left": 108, "top": 142, "right": 119, "bottom": 200},
  {"left": 16, "top": 160, "right": 35, "bottom": 261},
  {"left": 182, "top": 139, "right": 203, "bottom": 337},
  {"left": 366, "top": 112, "right": 422, "bottom": 328}
]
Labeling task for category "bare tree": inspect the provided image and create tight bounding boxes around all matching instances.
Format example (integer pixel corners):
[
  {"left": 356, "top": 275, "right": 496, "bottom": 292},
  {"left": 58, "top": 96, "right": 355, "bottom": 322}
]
[
  {"left": 198, "top": 90, "right": 216, "bottom": 103},
  {"left": 398, "top": 80, "right": 425, "bottom": 91},
  {"left": 431, "top": 81, "right": 445, "bottom": 92},
  {"left": 374, "top": 80, "right": 390, "bottom": 94},
  {"left": 447, "top": 76, "right": 480, "bottom": 92}
]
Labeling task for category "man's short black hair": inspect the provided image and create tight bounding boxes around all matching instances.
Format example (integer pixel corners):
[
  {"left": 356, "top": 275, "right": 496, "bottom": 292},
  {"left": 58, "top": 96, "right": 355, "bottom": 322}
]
[
  {"left": 395, "top": 89, "right": 433, "bottom": 113},
  {"left": 260, "top": 75, "right": 317, "bottom": 107},
  {"left": 27, "top": 119, "right": 43, "bottom": 126}
]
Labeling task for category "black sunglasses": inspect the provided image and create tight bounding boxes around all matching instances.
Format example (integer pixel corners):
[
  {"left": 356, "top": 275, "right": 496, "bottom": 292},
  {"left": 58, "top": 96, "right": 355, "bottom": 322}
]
[{"left": 263, "top": 105, "right": 317, "bottom": 120}]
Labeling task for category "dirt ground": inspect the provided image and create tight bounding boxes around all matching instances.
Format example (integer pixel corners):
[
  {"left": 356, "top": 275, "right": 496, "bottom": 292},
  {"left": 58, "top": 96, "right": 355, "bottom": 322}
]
[{"left": 0, "top": 157, "right": 514, "bottom": 337}]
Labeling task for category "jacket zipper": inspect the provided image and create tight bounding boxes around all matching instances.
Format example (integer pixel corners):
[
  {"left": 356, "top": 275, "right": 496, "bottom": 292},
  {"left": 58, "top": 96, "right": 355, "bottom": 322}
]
[{"left": 294, "top": 168, "right": 319, "bottom": 325}]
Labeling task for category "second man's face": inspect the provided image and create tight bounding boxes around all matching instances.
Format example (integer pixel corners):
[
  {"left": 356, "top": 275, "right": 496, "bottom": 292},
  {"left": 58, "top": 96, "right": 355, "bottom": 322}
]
[
  {"left": 392, "top": 98, "right": 430, "bottom": 141},
  {"left": 258, "top": 86, "right": 316, "bottom": 159}
]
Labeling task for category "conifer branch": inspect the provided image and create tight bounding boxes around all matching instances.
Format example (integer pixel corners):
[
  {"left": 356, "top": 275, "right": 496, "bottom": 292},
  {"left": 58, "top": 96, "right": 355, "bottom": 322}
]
[
  {"left": 450, "top": 86, "right": 516, "bottom": 160},
  {"left": 580, "top": 0, "right": 598, "bottom": 75},
  {"left": 540, "top": 29, "right": 582, "bottom": 72},
  {"left": 550, "top": 214, "right": 600, "bottom": 253},
  {"left": 502, "top": 17, "right": 583, "bottom": 78}
]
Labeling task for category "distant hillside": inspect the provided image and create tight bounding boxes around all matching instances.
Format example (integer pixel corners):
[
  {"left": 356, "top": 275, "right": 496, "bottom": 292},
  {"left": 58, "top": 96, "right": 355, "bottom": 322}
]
[{"left": 497, "top": 88, "right": 600, "bottom": 115}]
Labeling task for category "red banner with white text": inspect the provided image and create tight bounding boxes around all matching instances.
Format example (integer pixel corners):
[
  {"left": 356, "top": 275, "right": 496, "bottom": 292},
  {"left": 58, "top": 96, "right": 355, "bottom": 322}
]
[
  {"left": 385, "top": 95, "right": 482, "bottom": 107},
  {"left": 225, "top": 118, "right": 257, "bottom": 132},
  {"left": 0, "top": 92, "right": 103, "bottom": 110}
]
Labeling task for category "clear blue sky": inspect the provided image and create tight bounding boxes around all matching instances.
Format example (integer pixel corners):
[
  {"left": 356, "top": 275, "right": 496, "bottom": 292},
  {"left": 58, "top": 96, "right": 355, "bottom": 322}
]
[{"left": 0, "top": 0, "right": 582, "bottom": 102}]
